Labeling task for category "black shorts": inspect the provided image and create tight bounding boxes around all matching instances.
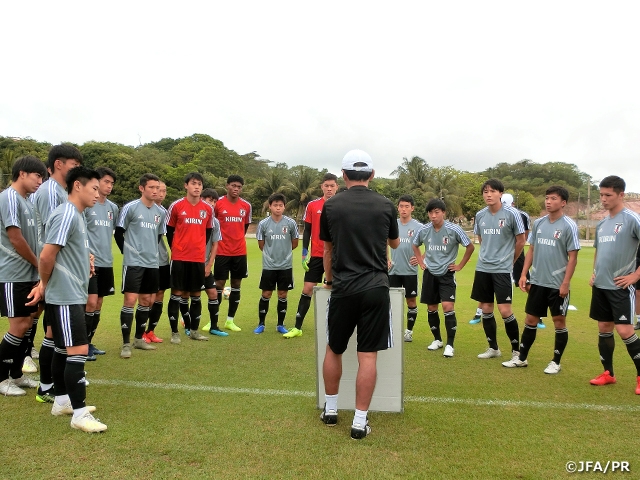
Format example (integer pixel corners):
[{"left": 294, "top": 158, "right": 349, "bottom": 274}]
[
  {"left": 420, "top": 270, "right": 457, "bottom": 305},
  {"left": 304, "top": 257, "right": 325, "bottom": 284},
  {"left": 590, "top": 286, "right": 636, "bottom": 324},
  {"left": 158, "top": 264, "right": 171, "bottom": 291},
  {"left": 46, "top": 303, "right": 88, "bottom": 348},
  {"left": 122, "top": 266, "right": 159, "bottom": 294},
  {"left": 389, "top": 274, "right": 419, "bottom": 298},
  {"left": 203, "top": 273, "right": 216, "bottom": 290},
  {"left": 87, "top": 266, "right": 115, "bottom": 297},
  {"left": 327, "top": 286, "right": 392, "bottom": 354},
  {"left": 259, "top": 269, "right": 294, "bottom": 292},
  {"left": 512, "top": 251, "right": 530, "bottom": 284},
  {"left": 635, "top": 258, "right": 640, "bottom": 289},
  {"left": 0, "top": 281, "right": 38, "bottom": 318},
  {"left": 171, "top": 260, "right": 205, "bottom": 292},
  {"left": 525, "top": 284, "right": 570, "bottom": 318},
  {"left": 471, "top": 271, "right": 513, "bottom": 304},
  {"left": 214, "top": 255, "right": 248, "bottom": 281}
]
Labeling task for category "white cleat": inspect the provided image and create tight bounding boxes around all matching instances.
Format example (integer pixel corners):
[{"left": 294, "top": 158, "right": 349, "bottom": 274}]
[
  {"left": 0, "top": 378, "right": 26, "bottom": 396},
  {"left": 22, "top": 356, "right": 38, "bottom": 373},
  {"left": 502, "top": 357, "right": 528, "bottom": 368},
  {"left": 477, "top": 347, "right": 502, "bottom": 359},
  {"left": 427, "top": 340, "right": 443, "bottom": 351},
  {"left": 12, "top": 375, "right": 38, "bottom": 388},
  {"left": 403, "top": 329, "right": 413, "bottom": 342},
  {"left": 71, "top": 411, "right": 107, "bottom": 433},
  {"left": 52, "top": 400, "right": 97, "bottom": 416},
  {"left": 443, "top": 345, "right": 454, "bottom": 358},
  {"left": 544, "top": 361, "right": 562, "bottom": 374}
]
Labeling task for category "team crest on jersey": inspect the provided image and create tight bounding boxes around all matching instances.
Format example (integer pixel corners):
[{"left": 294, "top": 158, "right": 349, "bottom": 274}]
[
  {"left": 107, "top": 211, "right": 113, "bottom": 220},
  {"left": 553, "top": 229, "right": 562, "bottom": 239},
  {"left": 614, "top": 223, "right": 623, "bottom": 234},
  {"left": 282, "top": 226, "right": 288, "bottom": 234},
  {"left": 199, "top": 210, "right": 207, "bottom": 219},
  {"left": 442, "top": 237, "right": 449, "bottom": 245},
  {"left": 240, "top": 209, "right": 246, "bottom": 217},
  {"left": 407, "top": 229, "right": 415, "bottom": 237},
  {"left": 154, "top": 215, "right": 161, "bottom": 224},
  {"left": 498, "top": 219, "right": 506, "bottom": 228}
]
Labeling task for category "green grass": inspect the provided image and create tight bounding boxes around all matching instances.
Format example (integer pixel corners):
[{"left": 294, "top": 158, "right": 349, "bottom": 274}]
[{"left": 1, "top": 243, "right": 638, "bottom": 479}]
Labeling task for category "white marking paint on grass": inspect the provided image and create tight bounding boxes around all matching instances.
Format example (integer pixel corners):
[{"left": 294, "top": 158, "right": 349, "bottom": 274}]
[{"left": 89, "top": 379, "right": 640, "bottom": 413}]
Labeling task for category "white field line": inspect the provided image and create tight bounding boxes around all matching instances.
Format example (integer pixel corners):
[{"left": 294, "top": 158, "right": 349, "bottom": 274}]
[{"left": 89, "top": 379, "right": 640, "bottom": 413}]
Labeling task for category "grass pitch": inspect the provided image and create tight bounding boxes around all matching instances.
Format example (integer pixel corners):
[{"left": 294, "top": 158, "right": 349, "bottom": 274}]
[{"left": 1, "top": 243, "right": 638, "bottom": 479}]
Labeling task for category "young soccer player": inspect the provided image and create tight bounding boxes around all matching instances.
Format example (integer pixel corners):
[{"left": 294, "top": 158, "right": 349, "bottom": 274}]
[
  {"left": 412, "top": 199, "right": 474, "bottom": 357},
  {"left": 501, "top": 186, "right": 579, "bottom": 372},
  {"left": 254, "top": 193, "right": 299, "bottom": 334},
  {"left": 387, "top": 194, "right": 422, "bottom": 343}
]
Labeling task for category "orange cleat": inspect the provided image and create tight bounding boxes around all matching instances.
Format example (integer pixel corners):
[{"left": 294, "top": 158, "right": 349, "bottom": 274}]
[
  {"left": 590, "top": 371, "right": 616, "bottom": 386},
  {"left": 145, "top": 331, "right": 163, "bottom": 343}
]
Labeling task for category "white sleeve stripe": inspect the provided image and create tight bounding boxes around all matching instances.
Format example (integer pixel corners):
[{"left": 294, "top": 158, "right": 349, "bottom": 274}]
[{"left": 54, "top": 205, "right": 75, "bottom": 245}]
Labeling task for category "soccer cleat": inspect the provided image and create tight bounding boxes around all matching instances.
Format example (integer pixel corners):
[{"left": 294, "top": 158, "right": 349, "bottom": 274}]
[
  {"left": 283, "top": 327, "right": 302, "bottom": 339},
  {"left": 201, "top": 322, "right": 211, "bottom": 332},
  {"left": 180, "top": 318, "right": 185, "bottom": 328},
  {"left": 209, "top": 328, "right": 229, "bottom": 337},
  {"left": 254, "top": 325, "right": 265, "bottom": 334},
  {"left": 36, "top": 386, "right": 54, "bottom": 403},
  {"left": 70, "top": 411, "right": 107, "bottom": 433},
  {"left": 31, "top": 347, "right": 39, "bottom": 359},
  {"left": 51, "top": 400, "right": 96, "bottom": 416},
  {"left": 443, "top": 345, "right": 454, "bottom": 358},
  {"left": 145, "top": 332, "right": 163, "bottom": 343},
  {"left": 133, "top": 338, "right": 157, "bottom": 350},
  {"left": 84, "top": 376, "right": 90, "bottom": 387},
  {"left": 276, "top": 325, "right": 289, "bottom": 334},
  {"left": 427, "top": 340, "right": 443, "bottom": 351},
  {"left": 170, "top": 333, "right": 181, "bottom": 344},
  {"left": 590, "top": 371, "right": 616, "bottom": 386},
  {"left": 13, "top": 375, "right": 38, "bottom": 388},
  {"left": 185, "top": 329, "right": 191, "bottom": 337},
  {"left": 477, "top": 347, "right": 501, "bottom": 359},
  {"left": 537, "top": 321, "right": 546, "bottom": 329},
  {"left": 544, "top": 361, "right": 562, "bottom": 374},
  {"left": 635, "top": 321, "right": 640, "bottom": 331},
  {"left": 351, "top": 422, "right": 371, "bottom": 440},
  {"left": 225, "top": 320, "right": 241, "bottom": 332},
  {"left": 189, "top": 330, "right": 209, "bottom": 341},
  {"left": 469, "top": 316, "right": 482, "bottom": 325},
  {"left": 141, "top": 332, "right": 152, "bottom": 344},
  {"left": 636, "top": 377, "right": 640, "bottom": 395},
  {"left": 320, "top": 403, "right": 337, "bottom": 426},
  {"left": 502, "top": 357, "right": 528, "bottom": 368},
  {"left": 86, "top": 354, "right": 97, "bottom": 362},
  {"left": 404, "top": 329, "right": 413, "bottom": 342},
  {"left": 0, "top": 378, "right": 26, "bottom": 396},
  {"left": 22, "top": 356, "right": 38, "bottom": 373},
  {"left": 120, "top": 343, "right": 132, "bottom": 359},
  {"left": 89, "top": 344, "right": 106, "bottom": 355}
]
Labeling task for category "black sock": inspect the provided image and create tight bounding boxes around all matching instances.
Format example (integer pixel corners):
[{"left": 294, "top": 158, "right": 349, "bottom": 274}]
[
  {"left": 503, "top": 314, "right": 520, "bottom": 353},
  {"left": 179, "top": 297, "right": 191, "bottom": 330},
  {"left": 168, "top": 295, "right": 180, "bottom": 333},
  {"left": 295, "top": 294, "right": 311, "bottom": 329},
  {"left": 208, "top": 299, "right": 220, "bottom": 330},
  {"left": 228, "top": 288, "right": 241, "bottom": 318},
  {"left": 39, "top": 338, "right": 54, "bottom": 384},
  {"left": 258, "top": 296, "right": 270, "bottom": 325},
  {"left": 28, "top": 317, "right": 38, "bottom": 352},
  {"left": 598, "top": 332, "right": 615, "bottom": 376},
  {"left": 65, "top": 355, "right": 87, "bottom": 410},
  {"left": 190, "top": 296, "right": 202, "bottom": 330},
  {"left": 147, "top": 301, "right": 163, "bottom": 333},
  {"left": 84, "top": 312, "right": 94, "bottom": 341},
  {"left": 52, "top": 348, "right": 68, "bottom": 397},
  {"left": 519, "top": 324, "right": 537, "bottom": 361},
  {"left": 623, "top": 333, "right": 640, "bottom": 376},
  {"left": 0, "top": 333, "right": 22, "bottom": 380},
  {"left": 482, "top": 313, "right": 499, "bottom": 350},
  {"left": 11, "top": 334, "right": 30, "bottom": 379},
  {"left": 427, "top": 310, "right": 441, "bottom": 341},
  {"left": 444, "top": 311, "right": 457, "bottom": 347},
  {"left": 277, "top": 297, "right": 287, "bottom": 326},
  {"left": 120, "top": 307, "right": 134, "bottom": 344},
  {"left": 135, "top": 305, "right": 150, "bottom": 339},
  {"left": 407, "top": 307, "right": 418, "bottom": 331},
  {"left": 552, "top": 328, "right": 568, "bottom": 364},
  {"left": 90, "top": 310, "right": 101, "bottom": 343}
]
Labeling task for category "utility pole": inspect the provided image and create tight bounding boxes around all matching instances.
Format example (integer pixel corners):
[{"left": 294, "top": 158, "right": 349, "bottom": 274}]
[{"left": 586, "top": 178, "right": 591, "bottom": 241}]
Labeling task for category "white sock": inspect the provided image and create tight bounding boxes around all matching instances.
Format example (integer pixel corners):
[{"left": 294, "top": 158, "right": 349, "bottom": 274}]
[
  {"left": 475, "top": 307, "right": 482, "bottom": 316},
  {"left": 55, "top": 394, "right": 70, "bottom": 406},
  {"left": 72, "top": 407, "right": 88, "bottom": 419},
  {"left": 40, "top": 382, "right": 53, "bottom": 391},
  {"left": 325, "top": 394, "right": 338, "bottom": 412},
  {"left": 227, "top": 317, "right": 234, "bottom": 322},
  {"left": 353, "top": 409, "right": 368, "bottom": 427}
]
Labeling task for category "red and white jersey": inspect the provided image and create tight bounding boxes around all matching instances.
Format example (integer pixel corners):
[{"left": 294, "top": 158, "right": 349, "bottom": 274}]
[
  {"left": 167, "top": 198, "right": 213, "bottom": 262},
  {"left": 214, "top": 196, "right": 252, "bottom": 256},
  {"left": 303, "top": 197, "right": 326, "bottom": 258}
]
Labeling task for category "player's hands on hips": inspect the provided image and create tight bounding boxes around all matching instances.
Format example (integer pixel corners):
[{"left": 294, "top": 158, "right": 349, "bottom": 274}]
[
  {"left": 614, "top": 272, "right": 640, "bottom": 289},
  {"left": 409, "top": 256, "right": 419, "bottom": 267},
  {"left": 448, "top": 263, "right": 462, "bottom": 272}
]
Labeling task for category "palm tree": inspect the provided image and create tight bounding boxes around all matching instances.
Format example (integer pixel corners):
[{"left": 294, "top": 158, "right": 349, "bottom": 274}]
[
  {"left": 426, "top": 166, "right": 462, "bottom": 218},
  {"left": 286, "top": 166, "right": 321, "bottom": 223},
  {"left": 250, "top": 168, "right": 293, "bottom": 215},
  {"left": 391, "top": 156, "right": 431, "bottom": 190},
  {"left": 0, "top": 150, "right": 15, "bottom": 190}
]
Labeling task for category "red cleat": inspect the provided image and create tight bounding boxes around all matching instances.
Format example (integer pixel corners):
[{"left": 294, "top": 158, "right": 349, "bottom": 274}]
[
  {"left": 145, "top": 331, "right": 163, "bottom": 343},
  {"left": 141, "top": 332, "right": 151, "bottom": 344},
  {"left": 636, "top": 377, "right": 640, "bottom": 395},
  {"left": 590, "top": 371, "right": 616, "bottom": 386}
]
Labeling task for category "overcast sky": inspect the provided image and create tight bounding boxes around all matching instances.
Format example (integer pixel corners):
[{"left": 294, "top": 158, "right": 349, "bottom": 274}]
[{"left": 2, "top": 1, "right": 639, "bottom": 192}]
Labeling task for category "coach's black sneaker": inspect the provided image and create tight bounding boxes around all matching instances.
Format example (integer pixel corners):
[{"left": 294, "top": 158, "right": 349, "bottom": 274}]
[
  {"left": 351, "top": 422, "right": 371, "bottom": 440},
  {"left": 89, "top": 344, "right": 106, "bottom": 356},
  {"left": 320, "top": 403, "right": 337, "bottom": 426},
  {"left": 86, "top": 354, "right": 97, "bottom": 362}
]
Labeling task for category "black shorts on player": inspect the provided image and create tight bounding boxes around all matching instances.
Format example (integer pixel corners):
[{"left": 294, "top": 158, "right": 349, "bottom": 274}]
[
  {"left": 420, "top": 270, "right": 456, "bottom": 305},
  {"left": 589, "top": 286, "right": 636, "bottom": 324},
  {"left": 635, "top": 258, "right": 640, "bottom": 290},
  {"left": 214, "top": 255, "right": 248, "bottom": 281},
  {"left": 327, "top": 286, "right": 392, "bottom": 354},
  {"left": 170, "top": 260, "right": 205, "bottom": 292},
  {"left": 46, "top": 303, "right": 88, "bottom": 347},
  {"left": 525, "top": 284, "right": 569, "bottom": 318},
  {"left": 471, "top": 271, "right": 513, "bottom": 304},
  {"left": 87, "top": 266, "right": 115, "bottom": 297},
  {"left": 303, "top": 257, "right": 324, "bottom": 283},
  {"left": 0, "top": 281, "right": 38, "bottom": 318},
  {"left": 259, "top": 269, "right": 294, "bottom": 291},
  {"left": 389, "top": 274, "right": 418, "bottom": 299},
  {"left": 203, "top": 273, "right": 216, "bottom": 290},
  {"left": 122, "top": 266, "right": 159, "bottom": 294},
  {"left": 159, "top": 264, "right": 171, "bottom": 291},
  {"left": 512, "top": 251, "right": 530, "bottom": 284}
]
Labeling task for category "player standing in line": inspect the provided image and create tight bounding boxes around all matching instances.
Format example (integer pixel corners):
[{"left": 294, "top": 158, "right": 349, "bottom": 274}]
[
  {"left": 387, "top": 195, "right": 422, "bottom": 343},
  {"left": 412, "top": 199, "right": 474, "bottom": 357},
  {"left": 199, "top": 189, "right": 225, "bottom": 336},
  {"left": 165, "top": 172, "right": 213, "bottom": 342},
  {"left": 214, "top": 175, "right": 252, "bottom": 332},
  {"left": 29, "top": 166, "right": 104, "bottom": 432},
  {"left": 283, "top": 173, "right": 338, "bottom": 338},
  {"left": 0, "top": 156, "right": 47, "bottom": 395},
  {"left": 254, "top": 193, "right": 299, "bottom": 334},
  {"left": 471, "top": 179, "right": 525, "bottom": 361},
  {"left": 635, "top": 245, "right": 640, "bottom": 330},
  {"left": 587, "top": 176, "right": 640, "bottom": 393},
  {"left": 501, "top": 186, "right": 579, "bottom": 372},
  {"left": 320, "top": 150, "right": 399, "bottom": 440},
  {"left": 84, "top": 167, "right": 119, "bottom": 360},
  {"left": 115, "top": 174, "right": 165, "bottom": 358},
  {"left": 30, "top": 144, "right": 83, "bottom": 402}
]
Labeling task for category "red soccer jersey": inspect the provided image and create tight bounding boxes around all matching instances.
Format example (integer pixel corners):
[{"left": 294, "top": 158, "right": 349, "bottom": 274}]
[
  {"left": 214, "top": 196, "right": 252, "bottom": 256},
  {"left": 167, "top": 198, "right": 213, "bottom": 262},
  {"left": 303, "top": 197, "right": 325, "bottom": 258}
]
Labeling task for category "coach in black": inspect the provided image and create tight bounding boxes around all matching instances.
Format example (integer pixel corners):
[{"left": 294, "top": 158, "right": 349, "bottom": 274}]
[{"left": 319, "top": 149, "right": 399, "bottom": 440}]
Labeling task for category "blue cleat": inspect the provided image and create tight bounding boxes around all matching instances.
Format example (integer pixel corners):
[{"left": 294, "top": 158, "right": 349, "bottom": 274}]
[
  {"left": 209, "top": 328, "right": 229, "bottom": 337},
  {"left": 469, "top": 317, "right": 481, "bottom": 325},
  {"left": 254, "top": 325, "right": 265, "bottom": 334},
  {"left": 276, "top": 325, "right": 289, "bottom": 334}
]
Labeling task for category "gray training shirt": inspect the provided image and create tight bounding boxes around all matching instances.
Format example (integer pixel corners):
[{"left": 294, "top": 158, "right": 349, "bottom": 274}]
[
  {"left": 84, "top": 198, "right": 119, "bottom": 268},
  {"left": 117, "top": 199, "right": 166, "bottom": 268},
  {"left": 31, "top": 178, "right": 67, "bottom": 227},
  {"left": 205, "top": 217, "right": 223, "bottom": 265},
  {"left": 0, "top": 187, "right": 39, "bottom": 282},
  {"left": 157, "top": 205, "right": 170, "bottom": 267},
  {"left": 528, "top": 215, "right": 580, "bottom": 289},
  {"left": 413, "top": 221, "right": 471, "bottom": 276},
  {"left": 389, "top": 218, "right": 423, "bottom": 276},
  {"left": 474, "top": 205, "right": 525, "bottom": 273},
  {"left": 256, "top": 215, "right": 299, "bottom": 270}
]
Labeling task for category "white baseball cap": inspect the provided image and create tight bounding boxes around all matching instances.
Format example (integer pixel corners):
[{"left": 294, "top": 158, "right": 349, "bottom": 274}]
[
  {"left": 501, "top": 193, "right": 514, "bottom": 205},
  {"left": 341, "top": 149, "right": 374, "bottom": 172}
]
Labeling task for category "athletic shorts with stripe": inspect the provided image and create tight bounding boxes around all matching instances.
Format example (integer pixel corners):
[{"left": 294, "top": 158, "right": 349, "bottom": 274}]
[
  {"left": 389, "top": 274, "right": 418, "bottom": 299},
  {"left": 525, "top": 284, "right": 569, "bottom": 318},
  {"left": 259, "top": 269, "right": 294, "bottom": 291},
  {"left": 0, "top": 281, "right": 38, "bottom": 318},
  {"left": 88, "top": 266, "right": 115, "bottom": 297},
  {"left": 46, "top": 303, "right": 88, "bottom": 347},
  {"left": 420, "top": 270, "right": 456, "bottom": 305},
  {"left": 122, "top": 266, "right": 159, "bottom": 294},
  {"left": 471, "top": 271, "right": 513, "bottom": 304},
  {"left": 589, "top": 286, "right": 636, "bottom": 325},
  {"left": 170, "top": 260, "right": 205, "bottom": 292}
]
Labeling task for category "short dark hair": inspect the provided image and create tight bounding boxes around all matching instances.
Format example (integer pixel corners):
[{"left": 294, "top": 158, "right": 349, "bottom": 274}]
[
  {"left": 268, "top": 193, "right": 286, "bottom": 205},
  {"left": 201, "top": 188, "right": 219, "bottom": 201},
  {"left": 12, "top": 155, "right": 47, "bottom": 182},
  {"left": 140, "top": 173, "right": 160, "bottom": 187},
  {"left": 322, "top": 173, "right": 338, "bottom": 183},
  {"left": 343, "top": 169, "right": 371, "bottom": 182},
  {"left": 398, "top": 194, "right": 414, "bottom": 206},
  {"left": 96, "top": 166, "right": 117, "bottom": 183},
  {"left": 545, "top": 185, "right": 569, "bottom": 202},
  {"left": 599, "top": 176, "right": 625, "bottom": 193},
  {"left": 426, "top": 198, "right": 447, "bottom": 213},
  {"left": 184, "top": 172, "right": 204, "bottom": 185},
  {"left": 226, "top": 174, "right": 244, "bottom": 185},
  {"left": 47, "top": 144, "right": 83, "bottom": 171},
  {"left": 65, "top": 166, "right": 100, "bottom": 194},
  {"left": 481, "top": 178, "right": 504, "bottom": 194}
]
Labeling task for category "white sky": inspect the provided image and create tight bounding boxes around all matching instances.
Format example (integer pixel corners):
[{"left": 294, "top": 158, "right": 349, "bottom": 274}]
[{"left": 2, "top": 1, "right": 639, "bottom": 192}]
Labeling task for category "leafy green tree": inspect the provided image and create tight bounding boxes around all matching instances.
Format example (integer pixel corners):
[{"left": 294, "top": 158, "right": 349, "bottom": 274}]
[
  {"left": 286, "top": 166, "right": 321, "bottom": 223},
  {"left": 249, "top": 167, "right": 293, "bottom": 217},
  {"left": 391, "top": 156, "right": 431, "bottom": 191},
  {"left": 457, "top": 172, "right": 488, "bottom": 220},
  {"left": 424, "top": 166, "right": 462, "bottom": 219}
]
